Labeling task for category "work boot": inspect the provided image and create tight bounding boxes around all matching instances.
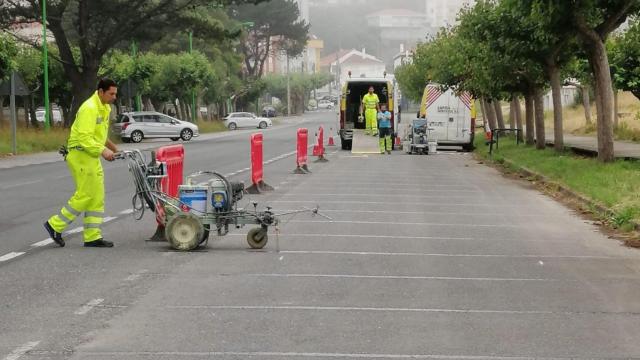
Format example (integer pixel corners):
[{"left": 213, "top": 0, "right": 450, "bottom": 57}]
[
  {"left": 44, "top": 221, "right": 65, "bottom": 247},
  {"left": 84, "top": 239, "right": 114, "bottom": 248}
]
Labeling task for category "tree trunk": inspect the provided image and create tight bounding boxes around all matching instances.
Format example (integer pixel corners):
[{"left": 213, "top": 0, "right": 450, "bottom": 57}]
[
  {"left": 548, "top": 65, "right": 564, "bottom": 151},
  {"left": 68, "top": 69, "right": 98, "bottom": 126},
  {"left": 484, "top": 99, "right": 498, "bottom": 130},
  {"left": 23, "top": 97, "right": 30, "bottom": 128},
  {"left": 524, "top": 92, "right": 535, "bottom": 145},
  {"left": 493, "top": 100, "right": 505, "bottom": 129},
  {"left": 480, "top": 98, "right": 488, "bottom": 128},
  {"left": 581, "top": 85, "right": 592, "bottom": 125},
  {"left": 0, "top": 96, "right": 5, "bottom": 127},
  {"left": 29, "top": 95, "right": 39, "bottom": 128},
  {"left": 614, "top": 89, "right": 619, "bottom": 128},
  {"left": 579, "top": 30, "right": 615, "bottom": 162},
  {"left": 508, "top": 96, "right": 516, "bottom": 130},
  {"left": 534, "top": 88, "right": 546, "bottom": 150},
  {"left": 514, "top": 96, "right": 524, "bottom": 143}
]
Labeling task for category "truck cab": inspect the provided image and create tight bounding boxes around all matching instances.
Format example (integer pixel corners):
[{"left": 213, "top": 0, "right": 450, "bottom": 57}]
[{"left": 339, "top": 77, "right": 394, "bottom": 150}]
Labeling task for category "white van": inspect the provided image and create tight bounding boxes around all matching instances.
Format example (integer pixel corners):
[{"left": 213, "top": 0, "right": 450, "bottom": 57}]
[{"left": 417, "top": 84, "right": 475, "bottom": 151}]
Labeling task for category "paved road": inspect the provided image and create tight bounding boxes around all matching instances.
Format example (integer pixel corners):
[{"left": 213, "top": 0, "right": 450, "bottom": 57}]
[
  {"left": 1, "top": 111, "right": 640, "bottom": 359},
  {"left": 545, "top": 132, "right": 640, "bottom": 160}
]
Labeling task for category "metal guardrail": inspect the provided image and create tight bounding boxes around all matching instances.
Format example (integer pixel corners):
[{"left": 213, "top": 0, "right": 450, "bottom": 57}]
[{"left": 488, "top": 128, "right": 523, "bottom": 155}]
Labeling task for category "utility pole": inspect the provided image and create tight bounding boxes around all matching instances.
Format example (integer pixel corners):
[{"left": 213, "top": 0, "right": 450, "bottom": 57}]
[
  {"left": 286, "top": 52, "right": 291, "bottom": 117},
  {"left": 41, "top": 0, "right": 50, "bottom": 132},
  {"left": 131, "top": 40, "right": 142, "bottom": 111},
  {"left": 189, "top": 31, "right": 196, "bottom": 122}
]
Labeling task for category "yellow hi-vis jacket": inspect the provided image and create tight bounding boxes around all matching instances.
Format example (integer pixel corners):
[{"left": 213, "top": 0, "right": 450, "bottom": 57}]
[
  {"left": 362, "top": 93, "right": 380, "bottom": 110},
  {"left": 67, "top": 91, "right": 111, "bottom": 158}
]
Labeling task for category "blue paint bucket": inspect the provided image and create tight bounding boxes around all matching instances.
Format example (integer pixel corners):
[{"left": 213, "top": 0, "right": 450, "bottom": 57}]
[{"left": 178, "top": 186, "right": 208, "bottom": 213}]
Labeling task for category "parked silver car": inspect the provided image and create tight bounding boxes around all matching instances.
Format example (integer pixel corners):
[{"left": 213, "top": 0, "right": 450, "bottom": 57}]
[
  {"left": 112, "top": 111, "right": 199, "bottom": 143},
  {"left": 222, "top": 112, "right": 273, "bottom": 130}
]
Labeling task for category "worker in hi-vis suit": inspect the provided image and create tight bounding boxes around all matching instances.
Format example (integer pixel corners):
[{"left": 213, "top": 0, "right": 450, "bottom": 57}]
[{"left": 44, "top": 78, "right": 119, "bottom": 248}]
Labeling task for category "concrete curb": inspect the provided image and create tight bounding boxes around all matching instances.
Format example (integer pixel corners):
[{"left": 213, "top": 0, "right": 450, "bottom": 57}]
[{"left": 497, "top": 157, "right": 640, "bottom": 231}]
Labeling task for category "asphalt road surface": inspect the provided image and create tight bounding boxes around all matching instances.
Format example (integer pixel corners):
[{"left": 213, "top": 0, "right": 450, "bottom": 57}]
[{"left": 1, "top": 110, "right": 640, "bottom": 359}]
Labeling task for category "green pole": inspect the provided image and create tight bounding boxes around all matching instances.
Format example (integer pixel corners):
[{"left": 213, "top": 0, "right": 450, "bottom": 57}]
[
  {"left": 131, "top": 41, "right": 141, "bottom": 111},
  {"left": 42, "top": 0, "right": 50, "bottom": 132},
  {"left": 189, "top": 31, "right": 196, "bottom": 122}
]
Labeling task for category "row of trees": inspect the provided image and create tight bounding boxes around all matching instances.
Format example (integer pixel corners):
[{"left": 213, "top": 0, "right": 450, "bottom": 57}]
[
  {"left": 395, "top": 0, "right": 640, "bottom": 162},
  {"left": 0, "top": 0, "right": 318, "bottom": 127}
]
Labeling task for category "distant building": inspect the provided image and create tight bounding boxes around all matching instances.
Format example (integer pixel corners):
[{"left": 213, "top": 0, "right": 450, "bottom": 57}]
[
  {"left": 320, "top": 48, "right": 386, "bottom": 88},
  {"left": 425, "top": 0, "right": 475, "bottom": 30},
  {"left": 365, "top": 8, "right": 433, "bottom": 66}
]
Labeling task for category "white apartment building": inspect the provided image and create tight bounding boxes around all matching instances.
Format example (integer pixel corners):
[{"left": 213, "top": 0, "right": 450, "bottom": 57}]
[{"left": 425, "top": 0, "right": 475, "bottom": 29}]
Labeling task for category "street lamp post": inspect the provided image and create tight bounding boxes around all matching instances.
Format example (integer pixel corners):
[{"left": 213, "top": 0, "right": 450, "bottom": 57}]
[
  {"left": 42, "top": 0, "right": 50, "bottom": 132},
  {"left": 189, "top": 31, "right": 196, "bottom": 122}
]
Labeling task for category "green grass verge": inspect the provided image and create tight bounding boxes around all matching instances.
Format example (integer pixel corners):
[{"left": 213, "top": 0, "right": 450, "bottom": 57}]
[
  {"left": 475, "top": 134, "right": 640, "bottom": 231},
  {"left": 0, "top": 126, "right": 70, "bottom": 155},
  {"left": 0, "top": 119, "right": 228, "bottom": 156}
]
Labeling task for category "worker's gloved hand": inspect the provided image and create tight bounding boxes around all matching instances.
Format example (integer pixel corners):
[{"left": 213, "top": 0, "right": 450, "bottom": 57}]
[{"left": 102, "top": 148, "right": 115, "bottom": 162}]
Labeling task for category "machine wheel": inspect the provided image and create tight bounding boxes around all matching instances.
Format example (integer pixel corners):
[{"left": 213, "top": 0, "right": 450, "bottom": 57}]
[
  {"left": 180, "top": 128, "right": 193, "bottom": 141},
  {"left": 259, "top": 121, "right": 267, "bottom": 129},
  {"left": 247, "top": 227, "right": 268, "bottom": 249},
  {"left": 170, "top": 137, "right": 180, "bottom": 141},
  {"left": 166, "top": 213, "right": 204, "bottom": 251},
  {"left": 228, "top": 122, "right": 237, "bottom": 130},
  {"left": 200, "top": 224, "right": 210, "bottom": 245},
  {"left": 131, "top": 130, "right": 144, "bottom": 143}
]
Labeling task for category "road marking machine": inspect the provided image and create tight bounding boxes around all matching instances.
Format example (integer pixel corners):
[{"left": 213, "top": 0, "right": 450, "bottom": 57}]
[{"left": 115, "top": 149, "right": 329, "bottom": 251}]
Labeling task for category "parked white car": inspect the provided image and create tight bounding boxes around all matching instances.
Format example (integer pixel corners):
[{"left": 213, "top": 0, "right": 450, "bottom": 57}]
[
  {"left": 112, "top": 111, "right": 199, "bottom": 143},
  {"left": 222, "top": 112, "right": 273, "bottom": 130},
  {"left": 317, "top": 99, "right": 334, "bottom": 109}
]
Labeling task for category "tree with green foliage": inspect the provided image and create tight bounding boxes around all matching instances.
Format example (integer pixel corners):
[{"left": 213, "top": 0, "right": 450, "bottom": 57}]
[
  {"left": 610, "top": 18, "right": 640, "bottom": 101},
  {"left": 229, "top": 0, "right": 309, "bottom": 79},
  {"left": 0, "top": 33, "right": 18, "bottom": 126},
  {"left": 0, "top": 0, "right": 261, "bottom": 124}
]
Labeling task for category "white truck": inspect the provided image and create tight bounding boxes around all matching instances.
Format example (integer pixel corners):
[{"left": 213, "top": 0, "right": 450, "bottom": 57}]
[{"left": 406, "top": 84, "right": 476, "bottom": 151}]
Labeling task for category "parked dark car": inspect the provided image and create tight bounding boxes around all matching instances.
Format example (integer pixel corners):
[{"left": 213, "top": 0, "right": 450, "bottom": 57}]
[{"left": 262, "top": 106, "right": 277, "bottom": 117}]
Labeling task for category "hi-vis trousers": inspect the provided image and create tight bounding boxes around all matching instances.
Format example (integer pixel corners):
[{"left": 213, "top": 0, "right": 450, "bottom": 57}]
[
  {"left": 48, "top": 150, "right": 105, "bottom": 242},
  {"left": 365, "top": 109, "right": 378, "bottom": 135}
]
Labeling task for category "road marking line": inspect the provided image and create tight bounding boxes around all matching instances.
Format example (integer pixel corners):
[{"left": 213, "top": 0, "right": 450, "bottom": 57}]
[
  {"left": 66, "top": 351, "right": 610, "bottom": 359},
  {"left": 74, "top": 298, "right": 104, "bottom": 315},
  {"left": 288, "top": 220, "right": 518, "bottom": 228},
  {"left": 125, "top": 269, "right": 149, "bottom": 282},
  {"left": 247, "top": 273, "right": 565, "bottom": 282},
  {"left": 104, "top": 216, "right": 116, "bottom": 223},
  {"left": 227, "top": 233, "right": 473, "bottom": 240},
  {"left": 274, "top": 209, "right": 550, "bottom": 218},
  {"left": 165, "top": 305, "right": 634, "bottom": 316},
  {"left": 119, "top": 209, "right": 134, "bottom": 215},
  {"left": 31, "top": 239, "right": 54, "bottom": 247},
  {"left": 279, "top": 250, "right": 627, "bottom": 260},
  {"left": 270, "top": 200, "right": 524, "bottom": 207},
  {"left": 66, "top": 227, "right": 83, "bottom": 235},
  {"left": 0, "top": 252, "right": 25, "bottom": 262},
  {"left": 2, "top": 341, "right": 40, "bottom": 360}
]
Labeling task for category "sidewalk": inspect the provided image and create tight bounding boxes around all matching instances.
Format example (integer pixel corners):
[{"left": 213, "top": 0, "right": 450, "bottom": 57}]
[{"left": 545, "top": 132, "right": 640, "bottom": 160}]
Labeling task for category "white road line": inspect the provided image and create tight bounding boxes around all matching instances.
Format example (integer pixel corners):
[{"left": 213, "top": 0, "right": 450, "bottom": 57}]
[
  {"left": 270, "top": 200, "right": 523, "bottom": 207},
  {"left": 247, "top": 273, "right": 565, "bottom": 282},
  {"left": 274, "top": 209, "right": 551, "bottom": 218},
  {"left": 74, "top": 298, "right": 104, "bottom": 315},
  {"left": 119, "top": 208, "right": 134, "bottom": 215},
  {"left": 66, "top": 226, "right": 83, "bottom": 235},
  {"left": 2, "top": 341, "right": 40, "bottom": 360},
  {"left": 281, "top": 194, "right": 481, "bottom": 199},
  {"left": 279, "top": 250, "right": 627, "bottom": 260},
  {"left": 227, "top": 233, "right": 473, "bottom": 240},
  {"left": 125, "top": 269, "right": 149, "bottom": 282},
  {"left": 71, "top": 351, "right": 600, "bottom": 359},
  {"left": 0, "top": 252, "right": 25, "bottom": 262},
  {"left": 288, "top": 220, "right": 518, "bottom": 228},
  {"left": 104, "top": 216, "right": 117, "bottom": 223},
  {"left": 31, "top": 239, "right": 54, "bottom": 247},
  {"left": 165, "top": 305, "right": 616, "bottom": 316}
]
